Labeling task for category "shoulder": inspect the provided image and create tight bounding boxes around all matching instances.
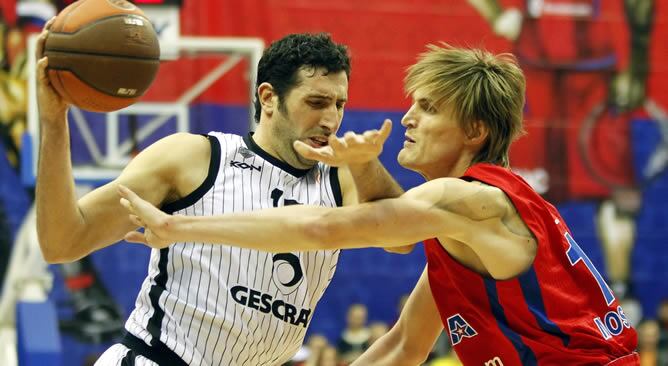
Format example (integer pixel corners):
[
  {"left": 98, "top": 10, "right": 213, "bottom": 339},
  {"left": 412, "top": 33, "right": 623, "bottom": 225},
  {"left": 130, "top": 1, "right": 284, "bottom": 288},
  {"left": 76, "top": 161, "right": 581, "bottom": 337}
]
[
  {"left": 143, "top": 133, "right": 212, "bottom": 169},
  {"left": 135, "top": 133, "right": 213, "bottom": 192},
  {"left": 403, "top": 178, "right": 510, "bottom": 220}
]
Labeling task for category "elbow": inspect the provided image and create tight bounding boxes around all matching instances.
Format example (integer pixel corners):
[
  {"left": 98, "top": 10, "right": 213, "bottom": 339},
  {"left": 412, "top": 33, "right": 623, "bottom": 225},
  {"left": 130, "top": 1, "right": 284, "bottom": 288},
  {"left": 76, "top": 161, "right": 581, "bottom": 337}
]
[
  {"left": 37, "top": 230, "right": 60, "bottom": 263},
  {"left": 38, "top": 237, "right": 74, "bottom": 264},
  {"left": 39, "top": 239, "right": 67, "bottom": 264},
  {"left": 37, "top": 229, "right": 81, "bottom": 264}
]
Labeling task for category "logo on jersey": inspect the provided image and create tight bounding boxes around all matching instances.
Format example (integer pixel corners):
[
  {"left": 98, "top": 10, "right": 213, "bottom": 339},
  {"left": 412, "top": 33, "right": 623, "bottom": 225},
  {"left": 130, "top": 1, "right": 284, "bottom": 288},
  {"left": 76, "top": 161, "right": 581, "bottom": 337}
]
[
  {"left": 238, "top": 146, "right": 255, "bottom": 159},
  {"left": 447, "top": 314, "right": 478, "bottom": 345},
  {"left": 228, "top": 188, "right": 311, "bottom": 327},
  {"left": 272, "top": 253, "right": 304, "bottom": 295},
  {"left": 594, "top": 305, "right": 632, "bottom": 340},
  {"left": 230, "top": 285, "right": 312, "bottom": 328},
  {"left": 230, "top": 160, "right": 262, "bottom": 171},
  {"left": 485, "top": 357, "right": 504, "bottom": 366}
]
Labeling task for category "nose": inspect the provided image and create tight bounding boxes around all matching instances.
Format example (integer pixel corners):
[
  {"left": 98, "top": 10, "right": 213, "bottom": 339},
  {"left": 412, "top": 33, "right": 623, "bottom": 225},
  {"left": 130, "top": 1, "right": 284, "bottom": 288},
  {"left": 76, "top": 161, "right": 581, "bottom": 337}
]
[
  {"left": 320, "top": 104, "right": 342, "bottom": 132},
  {"left": 401, "top": 104, "right": 417, "bottom": 128}
]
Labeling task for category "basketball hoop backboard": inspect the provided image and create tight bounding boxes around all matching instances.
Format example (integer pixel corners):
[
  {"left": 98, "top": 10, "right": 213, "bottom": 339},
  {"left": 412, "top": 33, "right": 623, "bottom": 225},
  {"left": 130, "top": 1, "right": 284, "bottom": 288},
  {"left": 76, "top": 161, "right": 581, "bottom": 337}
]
[
  {"left": 140, "top": 3, "right": 181, "bottom": 58},
  {"left": 23, "top": 33, "right": 264, "bottom": 187}
]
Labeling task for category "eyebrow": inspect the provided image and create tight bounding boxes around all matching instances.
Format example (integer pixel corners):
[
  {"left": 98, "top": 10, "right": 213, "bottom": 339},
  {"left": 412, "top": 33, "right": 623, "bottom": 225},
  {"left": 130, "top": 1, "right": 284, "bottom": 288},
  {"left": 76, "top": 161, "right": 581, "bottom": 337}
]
[{"left": 307, "top": 94, "right": 348, "bottom": 103}]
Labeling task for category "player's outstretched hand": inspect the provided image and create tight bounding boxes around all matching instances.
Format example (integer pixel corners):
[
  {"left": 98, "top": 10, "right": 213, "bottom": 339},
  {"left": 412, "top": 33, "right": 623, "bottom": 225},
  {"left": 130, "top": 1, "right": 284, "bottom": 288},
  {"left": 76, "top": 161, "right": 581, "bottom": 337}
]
[
  {"left": 118, "top": 184, "right": 173, "bottom": 249},
  {"left": 294, "top": 119, "right": 392, "bottom": 166}
]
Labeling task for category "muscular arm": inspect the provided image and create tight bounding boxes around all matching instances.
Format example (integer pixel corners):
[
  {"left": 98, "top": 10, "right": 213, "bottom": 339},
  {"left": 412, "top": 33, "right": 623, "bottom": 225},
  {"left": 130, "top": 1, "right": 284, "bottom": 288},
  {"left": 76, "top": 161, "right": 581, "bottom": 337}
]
[
  {"left": 123, "top": 177, "right": 536, "bottom": 278},
  {"left": 37, "top": 132, "right": 209, "bottom": 263},
  {"left": 342, "top": 161, "right": 404, "bottom": 204},
  {"left": 352, "top": 267, "right": 442, "bottom": 366}
]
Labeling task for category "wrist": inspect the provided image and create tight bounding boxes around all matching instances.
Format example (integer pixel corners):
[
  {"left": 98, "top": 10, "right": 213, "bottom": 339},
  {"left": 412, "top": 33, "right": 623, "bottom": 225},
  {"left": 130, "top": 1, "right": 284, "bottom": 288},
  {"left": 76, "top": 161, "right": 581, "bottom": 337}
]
[
  {"left": 165, "top": 214, "right": 185, "bottom": 242},
  {"left": 348, "top": 159, "right": 377, "bottom": 173},
  {"left": 39, "top": 109, "right": 68, "bottom": 127}
]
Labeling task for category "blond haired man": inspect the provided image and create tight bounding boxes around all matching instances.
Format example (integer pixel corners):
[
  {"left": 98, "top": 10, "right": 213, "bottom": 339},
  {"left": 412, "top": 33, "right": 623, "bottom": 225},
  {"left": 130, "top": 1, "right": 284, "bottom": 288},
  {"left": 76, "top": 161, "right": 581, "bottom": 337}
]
[{"left": 118, "top": 44, "right": 639, "bottom": 365}]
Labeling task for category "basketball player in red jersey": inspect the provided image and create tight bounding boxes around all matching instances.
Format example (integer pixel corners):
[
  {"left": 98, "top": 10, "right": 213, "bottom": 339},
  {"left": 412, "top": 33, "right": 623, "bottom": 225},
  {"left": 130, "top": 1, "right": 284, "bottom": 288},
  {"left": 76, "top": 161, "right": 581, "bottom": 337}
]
[
  {"left": 119, "top": 44, "right": 639, "bottom": 365},
  {"left": 468, "top": 0, "right": 658, "bottom": 300}
]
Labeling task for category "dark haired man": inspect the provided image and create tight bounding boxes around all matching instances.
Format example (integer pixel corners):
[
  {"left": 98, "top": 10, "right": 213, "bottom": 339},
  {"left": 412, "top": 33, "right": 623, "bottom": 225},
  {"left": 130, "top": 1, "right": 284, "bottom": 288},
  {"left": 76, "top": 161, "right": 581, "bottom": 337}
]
[{"left": 35, "top": 22, "right": 401, "bottom": 366}]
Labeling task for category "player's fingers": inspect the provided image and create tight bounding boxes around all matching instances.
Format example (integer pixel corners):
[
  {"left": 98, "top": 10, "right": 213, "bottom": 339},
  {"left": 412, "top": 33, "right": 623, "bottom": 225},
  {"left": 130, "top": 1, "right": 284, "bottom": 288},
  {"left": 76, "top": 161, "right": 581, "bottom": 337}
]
[
  {"left": 294, "top": 141, "right": 318, "bottom": 159},
  {"left": 362, "top": 130, "right": 379, "bottom": 139},
  {"left": 377, "top": 119, "right": 392, "bottom": 143},
  {"left": 329, "top": 135, "right": 347, "bottom": 151},
  {"left": 129, "top": 214, "right": 144, "bottom": 227},
  {"left": 342, "top": 131, "right": 359, "bottom": 144},
  {"left": 124, "top": 231, "right": 148, "bottom": 245},
  {"left": 36, "top": 22, "right": 52, "bottom": 59},
  {"left": 295, "top": 141, "right": 335, "bottom": 163},
  {"left": 36, "top": 57, "right": 49, "bottom": 81},
  {"left": 45, "top": 16, "right": 56, "bottom": 31},
  {"left": 119, "top": 197, "right": 134, "bottom": 214},
  {"left": 118, "top": 184, "right": 145, "bottom": 205}
]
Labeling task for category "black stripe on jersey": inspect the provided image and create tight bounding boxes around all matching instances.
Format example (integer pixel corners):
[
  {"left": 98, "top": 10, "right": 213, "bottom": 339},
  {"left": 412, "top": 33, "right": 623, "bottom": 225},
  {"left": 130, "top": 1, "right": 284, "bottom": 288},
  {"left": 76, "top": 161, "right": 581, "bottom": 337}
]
[
  {"left": 145, "top": 248, "right": 170, "bottom": 346},
  {"left": 330, "top": 167, "right": 343, "bottom": 207},
  {"left": 162, "top": 134, "right": 222, "bottom": 214},
  {"left": 243, "top": 133, "right": 311, "bottom": 177},
  {"left": 120, "top": 347, "right": 135, "bottom": 366},
  {"left": 122, "top": 332, "right": 187, "bottom": 366}
]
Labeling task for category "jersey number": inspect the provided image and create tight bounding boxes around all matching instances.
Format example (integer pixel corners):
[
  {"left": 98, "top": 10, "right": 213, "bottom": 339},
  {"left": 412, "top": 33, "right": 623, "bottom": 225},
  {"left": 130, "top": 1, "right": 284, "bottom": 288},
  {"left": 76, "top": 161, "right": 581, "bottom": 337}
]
[{"left": 565, "top": 232, "right": 615, "bottom": 305}]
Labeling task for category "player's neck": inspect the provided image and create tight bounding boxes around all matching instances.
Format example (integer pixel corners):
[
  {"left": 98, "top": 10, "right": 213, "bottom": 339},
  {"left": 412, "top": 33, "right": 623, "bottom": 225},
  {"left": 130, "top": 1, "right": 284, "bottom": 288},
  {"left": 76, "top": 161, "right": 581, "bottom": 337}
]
[
  {"left": 250, "top": 125, "right": 281, "bottom": 159},
  {"left": 423, "top": 153, "right": 475, "bottom": 181}
]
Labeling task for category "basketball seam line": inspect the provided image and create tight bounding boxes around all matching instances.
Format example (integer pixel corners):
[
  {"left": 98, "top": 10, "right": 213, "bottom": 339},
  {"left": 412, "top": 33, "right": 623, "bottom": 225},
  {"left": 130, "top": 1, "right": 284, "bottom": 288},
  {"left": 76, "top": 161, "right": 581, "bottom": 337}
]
[
  {"left": 51, "top": 13, "right": 153, "bottom": 36},
  {"left": 45, "top": 49, "right": 160, "bottom": 61},
  {"left": 53, "top": 68, "right": 140, "bottom": 100}
]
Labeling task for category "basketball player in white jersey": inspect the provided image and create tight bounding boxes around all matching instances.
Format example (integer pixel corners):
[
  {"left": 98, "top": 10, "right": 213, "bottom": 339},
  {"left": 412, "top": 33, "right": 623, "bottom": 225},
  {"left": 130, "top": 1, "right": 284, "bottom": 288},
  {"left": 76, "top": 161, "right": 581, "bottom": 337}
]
[{"left": 35, "top": 20, "right": 404, "bottom": 366}]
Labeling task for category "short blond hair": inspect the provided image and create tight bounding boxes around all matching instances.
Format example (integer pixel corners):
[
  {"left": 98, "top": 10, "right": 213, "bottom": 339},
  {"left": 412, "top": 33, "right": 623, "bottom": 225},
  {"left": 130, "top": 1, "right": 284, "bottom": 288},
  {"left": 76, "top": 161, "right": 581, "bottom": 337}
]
[{"left": 405, "top": 43, "right": 526, "bottom": 167}]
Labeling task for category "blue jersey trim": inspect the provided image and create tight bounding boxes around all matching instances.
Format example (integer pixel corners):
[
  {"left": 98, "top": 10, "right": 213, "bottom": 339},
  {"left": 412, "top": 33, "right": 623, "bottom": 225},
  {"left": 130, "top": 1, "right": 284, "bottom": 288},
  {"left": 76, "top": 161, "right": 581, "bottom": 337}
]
[
  {"left": 484, "top": 279, "right": 538, "bottom": 365},
  {"left": 518, "top": 268, "right": 571, "bottom": 347}
]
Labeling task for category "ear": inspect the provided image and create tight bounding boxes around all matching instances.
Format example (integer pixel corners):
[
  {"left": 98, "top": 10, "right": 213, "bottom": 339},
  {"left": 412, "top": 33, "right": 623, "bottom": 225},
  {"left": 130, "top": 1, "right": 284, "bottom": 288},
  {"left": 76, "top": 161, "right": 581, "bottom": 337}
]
[
  {"left": 465, "top": 120, "right": 489, "bottom": 147},
  {"left": 258, "top": 82, "right": 277, "bottom": 117}
]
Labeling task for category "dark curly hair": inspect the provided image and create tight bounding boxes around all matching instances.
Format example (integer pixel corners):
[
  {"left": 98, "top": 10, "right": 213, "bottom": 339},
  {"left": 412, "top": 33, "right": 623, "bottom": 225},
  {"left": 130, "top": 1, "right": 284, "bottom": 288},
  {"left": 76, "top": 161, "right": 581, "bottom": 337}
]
[{"left": 253, "top": 33, "right": 351, "bottom": 122}]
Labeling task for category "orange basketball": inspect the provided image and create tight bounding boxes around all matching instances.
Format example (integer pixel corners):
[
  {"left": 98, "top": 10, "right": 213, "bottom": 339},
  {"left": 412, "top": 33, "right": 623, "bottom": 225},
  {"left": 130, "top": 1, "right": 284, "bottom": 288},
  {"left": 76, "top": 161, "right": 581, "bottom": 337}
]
[{"left": 44, "top": 0, "right": 160, "bottom": 112}]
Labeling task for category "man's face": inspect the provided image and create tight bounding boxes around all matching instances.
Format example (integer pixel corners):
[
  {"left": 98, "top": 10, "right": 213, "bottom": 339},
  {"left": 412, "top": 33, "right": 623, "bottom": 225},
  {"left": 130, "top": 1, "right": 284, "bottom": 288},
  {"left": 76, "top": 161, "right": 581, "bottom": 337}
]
[
  {"left": 398, "top": 88, "right": 467, "bottom": 179},
  {"left": 270, "top": 67, "right": 348, "bottom": 169}
]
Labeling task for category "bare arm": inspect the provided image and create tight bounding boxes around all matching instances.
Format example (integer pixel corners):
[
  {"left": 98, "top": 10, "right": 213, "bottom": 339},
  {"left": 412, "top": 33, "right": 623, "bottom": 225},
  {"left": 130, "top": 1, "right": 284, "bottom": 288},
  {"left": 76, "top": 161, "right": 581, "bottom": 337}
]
[
  {"left": 121, "top": 177, "right": 535, "bottom": 278},
  {"left": 352, "top": 267, "right": 442, "bottom": 366},
  {"left": 34, "top": 8, "right": 211, "bottom": 264},
  {"left": 38, "top": 131, "right": 209, "bottom": 263}
]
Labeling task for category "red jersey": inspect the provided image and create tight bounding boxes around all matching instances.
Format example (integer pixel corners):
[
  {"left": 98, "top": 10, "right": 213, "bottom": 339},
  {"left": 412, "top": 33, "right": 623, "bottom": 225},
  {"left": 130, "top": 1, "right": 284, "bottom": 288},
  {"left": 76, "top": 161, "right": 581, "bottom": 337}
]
[{"left": 424, "top": 163, "right": 638, "bottom": 365}]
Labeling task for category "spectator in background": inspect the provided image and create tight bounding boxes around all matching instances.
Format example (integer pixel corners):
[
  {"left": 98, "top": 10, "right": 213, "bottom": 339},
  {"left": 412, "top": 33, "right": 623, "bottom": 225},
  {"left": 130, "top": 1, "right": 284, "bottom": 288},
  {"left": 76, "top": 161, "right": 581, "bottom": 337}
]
[
  {"left": 337, "top": 303, "right": 370, "bottom": 363},
  {"left": 299, "top": 334, "right": 330, "bottom": 366},
  {"left": 657, "top": 299, "right": 668, "bottom": 365},
  {"left": 658, "top": 300, "right": 668, "bottom": 341},
  {"left": 318, "top": 345, "right": 341, "bottom": 366},
  {"left": 637, "top": 319, "right": 662, "bottom": 366}
]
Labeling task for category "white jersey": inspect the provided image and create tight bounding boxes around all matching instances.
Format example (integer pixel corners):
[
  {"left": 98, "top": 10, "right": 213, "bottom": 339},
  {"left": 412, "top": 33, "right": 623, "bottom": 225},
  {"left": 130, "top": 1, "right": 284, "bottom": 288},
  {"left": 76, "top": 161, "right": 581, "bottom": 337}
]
[{"left": 120, "top": 133, "right": 342, "bottom": 366}]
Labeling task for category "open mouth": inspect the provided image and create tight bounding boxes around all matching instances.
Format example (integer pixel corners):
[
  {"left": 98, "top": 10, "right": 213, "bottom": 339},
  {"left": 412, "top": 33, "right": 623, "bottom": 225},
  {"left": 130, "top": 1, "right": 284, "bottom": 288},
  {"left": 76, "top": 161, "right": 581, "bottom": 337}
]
[
  {"left": 405, "top": 135, "right": 416, "bottom": 143},
  {"left": 308, "top": 136, "right": 329, "bottom": 148}
]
